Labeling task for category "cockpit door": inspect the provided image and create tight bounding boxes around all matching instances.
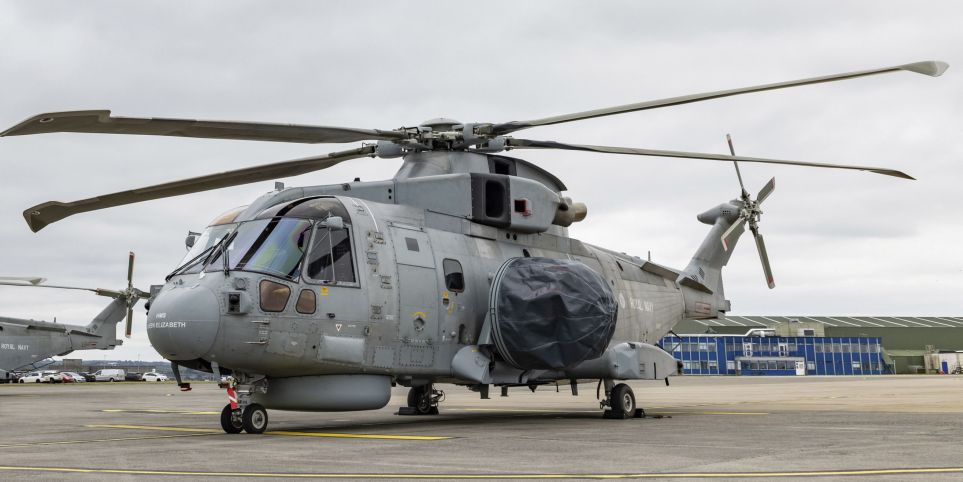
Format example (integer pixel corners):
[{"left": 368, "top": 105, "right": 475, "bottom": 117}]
[{"left": 389, "top": 225, "right": 438, "bottom": 344}]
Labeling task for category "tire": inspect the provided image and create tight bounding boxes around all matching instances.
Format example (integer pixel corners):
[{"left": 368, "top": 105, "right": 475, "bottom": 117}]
[
  {"left": 406, "top": 386, "right": 434, "bottom": 415},
  {"left": 109, "top": 378, "right": 115, "bottom": 382},
  {"left": 220, "top": 404, "right": 243, "bottom": 434},
  {"left": 609, "top": 383, "right": 636, "bottom": 418},
  {"left": 242, "top": 404, "right": 269, "bottom": 434}
]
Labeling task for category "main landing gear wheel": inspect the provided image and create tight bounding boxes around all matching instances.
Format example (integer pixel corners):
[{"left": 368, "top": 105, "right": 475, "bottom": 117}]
[
  {"left": 220, "top": 404, "right": 243, "bottom": 434},
  {"left": 406, "top": 385, "right": 440, "bottom": 415},
  {"left": 603, "top": 383, "right": 636, "bottom": 419},
  {"left": 242, "top": 403, "right": 269, "bottom": 434}
]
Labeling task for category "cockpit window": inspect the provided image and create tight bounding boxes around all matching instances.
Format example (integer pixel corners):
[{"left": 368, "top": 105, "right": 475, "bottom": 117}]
[
  {"left": 179, "top": 223, "right": 237, "bottom": 274},
  {"left": 304, "top": 225, "right": 356, "bottom": 284},
  {"left": 208, "top": 218, "right": 312, "bottom": 280}
]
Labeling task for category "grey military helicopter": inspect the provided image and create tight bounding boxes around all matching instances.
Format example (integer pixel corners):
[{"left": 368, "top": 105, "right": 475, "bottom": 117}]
[
  {"left": 0, "top": 253, "right": 148, "bottom": 381},
  {"left": 1, "top": 60, "right": 945, "bottom": 433}
]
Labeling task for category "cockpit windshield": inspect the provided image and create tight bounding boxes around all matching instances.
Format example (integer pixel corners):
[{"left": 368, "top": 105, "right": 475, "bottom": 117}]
[
  {"left": 206, "top": 217, "right": 313, "bottom": 280},
  {"left": 169, "top": 198, "right": 357, "bottom": 283}
]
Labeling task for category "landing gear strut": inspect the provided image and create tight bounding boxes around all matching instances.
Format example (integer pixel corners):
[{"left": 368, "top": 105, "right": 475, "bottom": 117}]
[{"left": 401, "top": 384, "right": 443, "bottom": 415}]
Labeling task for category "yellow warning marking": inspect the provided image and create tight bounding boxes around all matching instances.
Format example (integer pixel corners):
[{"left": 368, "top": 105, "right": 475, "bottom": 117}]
[
  {"left": 1, "top": 466, "right": 962, "bottom": 478},
  {"left": 101, "top": 409, "right": 219, "bottom": 415},
  {"left": 0, "top": 432, "right": 215, "bottom": 448},
  {"left": 320, "top": 286, "right": 329, "bottom": 296},
  {"left": 88, "top": 424, "right": 450, "bottom": 441},
  {"left": 412, "top": 311, "right": 427, "bottom": 319}
]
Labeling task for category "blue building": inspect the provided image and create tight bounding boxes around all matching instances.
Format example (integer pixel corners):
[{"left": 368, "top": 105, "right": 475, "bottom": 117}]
[{"left": 660, "top": 334, "right": 888, "bottom": 376}]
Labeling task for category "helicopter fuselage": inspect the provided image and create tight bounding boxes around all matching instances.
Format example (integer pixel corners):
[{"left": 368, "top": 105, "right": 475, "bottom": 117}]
[{"left": 145, "top": 151, "right": 735, "bottom": 412}]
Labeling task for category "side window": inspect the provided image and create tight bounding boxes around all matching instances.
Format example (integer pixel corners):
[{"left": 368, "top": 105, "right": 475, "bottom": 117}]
[
  {"left": 305, "top": 225, "right": 356, "bottom": 284},
  {"left": 443, "top": 258, "right": 465, "bottom": 292},
  {"left": 305, "top": 227, "right": 333, "bottom": 281}
]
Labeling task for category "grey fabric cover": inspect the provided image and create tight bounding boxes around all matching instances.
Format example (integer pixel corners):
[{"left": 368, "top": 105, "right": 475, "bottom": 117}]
[{"left": 490, "top": 257, "right": 618, "bottom": 370}]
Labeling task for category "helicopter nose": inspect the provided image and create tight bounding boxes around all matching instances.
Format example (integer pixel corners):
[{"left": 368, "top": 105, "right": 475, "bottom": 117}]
[{"left": 146, "top": 286, "right": 220, "bottom": 360}]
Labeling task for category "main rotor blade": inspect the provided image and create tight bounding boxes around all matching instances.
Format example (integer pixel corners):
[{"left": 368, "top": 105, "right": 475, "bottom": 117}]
[
  {"left": 491, "top": 61, "right": 948, "bottom": 136},
  {"left": 1, "top": 110, "right": 406, "bottom": 144},
  {"left": 756, "top": 177, "right": 776, "bottom": 204},
  {"left": 505, "top": 139, "right": 915, "bottom": 180},
  {"left": 754, "top": 232, "right": 776, "bottom": 289},
  {"left": 22, "top": 145, "right": 376, "bottom": 232}
]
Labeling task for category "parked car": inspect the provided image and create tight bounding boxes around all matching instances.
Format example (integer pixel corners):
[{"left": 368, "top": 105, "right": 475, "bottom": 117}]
[
  {"left": 125, "top": 372, "right": 144, "bottom": 381},
  {"left": 59, "top": 372, "right": 86, "bottom": 383},
  {"left": 92, "top": 369, "right": 126, "bottom": 382},
  {"left": 59, "top": 372, "right": 75, "bottom": 383},
  {"left": 78, "top": 372, "right": 96, "bottom": 382},
  {"left": 19, "top": 372, "right": 44, "bottom": 383},
  {"left": 141, "top": 372, "right": 169, "bottom": 382},
  {"left": 41, "top": 370, "right": 63, "bottom": 383}
]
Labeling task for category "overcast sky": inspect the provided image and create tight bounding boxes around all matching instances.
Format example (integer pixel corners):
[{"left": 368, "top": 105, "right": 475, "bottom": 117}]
[{"left": 0, "top": 1, "right": 960, "bottom": 362}]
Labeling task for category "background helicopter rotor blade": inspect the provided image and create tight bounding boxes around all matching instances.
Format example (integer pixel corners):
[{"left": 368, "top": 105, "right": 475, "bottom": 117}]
[
  {"left": 504, "top": 138, "right": 914, "bottom": 180},
  {"left": 489, "top": 61, "right": 948, "bottom": 136},
  {"left": 0, "top": 110, "right": 406, "bottom": 144},
  {"left": 125, "top": 251, "right": 135, "bottom": 338},
  {"left": 22, "top": 145, "right": 376, "bottom": 232},
  {"left": 0, "top": 276, "right": 46, "bottom": 285},
  {"left": 755, "top": 232, "right": 776, "bottom": 289}
]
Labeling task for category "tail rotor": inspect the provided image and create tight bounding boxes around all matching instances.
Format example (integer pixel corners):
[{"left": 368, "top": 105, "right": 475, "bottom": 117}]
[
  {"left": 720, "top": 134, "right": 776, "bottom": 289},
  {"left": 0, "top": 252, "right": 149, "bottom": 337}
]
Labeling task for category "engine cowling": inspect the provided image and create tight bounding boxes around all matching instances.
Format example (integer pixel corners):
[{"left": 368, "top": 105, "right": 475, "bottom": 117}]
[{"left": 489, "top": 257, "right": 618, "bottom": 370}]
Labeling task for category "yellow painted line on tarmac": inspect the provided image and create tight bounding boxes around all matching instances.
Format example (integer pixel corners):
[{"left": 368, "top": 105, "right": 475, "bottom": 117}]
[
  {"left": 0, "top": 432, "right": 216, "bottom": 448},
  {"left": 451, "top": 408, "right": 768, "bottom": 416},
  {"left": 102, "top": 408, "right": 219, "bottom": 415},
  {"left": 1, "top": 466, "right": 963, "bottom": 478},
  {"left": 452, "top": 408, "right": 600, "bottom": 413},
  {"left": 87, "top": 424, "right": 450, "bottom": 441},
  {"left": 657, "top": 411, "right": 769, "bottom": 416}
]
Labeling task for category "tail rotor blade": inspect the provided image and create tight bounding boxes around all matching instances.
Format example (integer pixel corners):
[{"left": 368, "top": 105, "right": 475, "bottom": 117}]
[
  {"left": 125, "top": 305, "right": 134, "bottom": 339},
  {"left": 127, "top": 252, "right": 135, "bottom": 291},
  {"left": 756, "top": 177, "right": 776, "bottom": 204},
  {"left": 754, "top": 232, "right": 776, "bottom": 289},
  {"left": 720, "top": 217, "right": 746, "bottom": 252}
]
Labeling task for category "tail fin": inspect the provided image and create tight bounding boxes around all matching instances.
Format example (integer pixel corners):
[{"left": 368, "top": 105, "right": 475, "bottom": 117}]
[
  {"left": 80, "top": 298, "right": 127, "bottom": 350},
  {"left": 680, "top": 200, "right": 745, "bottom": 319}
]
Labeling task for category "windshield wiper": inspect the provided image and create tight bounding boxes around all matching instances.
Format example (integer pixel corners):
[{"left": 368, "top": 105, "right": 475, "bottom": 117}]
[
  {"left": 219, "top": 231, "right": 239, "bottom": 275},
  {"left": 166, "top": 244, "right": 218, "bottom": 281}
]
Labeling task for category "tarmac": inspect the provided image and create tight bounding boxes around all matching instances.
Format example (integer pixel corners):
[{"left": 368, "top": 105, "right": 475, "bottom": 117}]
[{"left": 1, "top": 375, "right": 962, "bottom": 481}]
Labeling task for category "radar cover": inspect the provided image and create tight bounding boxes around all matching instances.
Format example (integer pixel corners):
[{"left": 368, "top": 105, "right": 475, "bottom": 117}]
[{"left": 489, "top": 257, "right": 618, "bottom": 370}]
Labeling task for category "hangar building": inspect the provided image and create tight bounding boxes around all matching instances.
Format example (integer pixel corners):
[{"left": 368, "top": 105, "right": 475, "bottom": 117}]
[{"left": 661, "top": 316, "right": 963, "bottom": 375}]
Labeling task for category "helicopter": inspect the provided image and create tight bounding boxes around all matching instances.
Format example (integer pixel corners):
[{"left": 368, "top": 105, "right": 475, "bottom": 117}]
[
  {"left": 0, "top": 253, "right": 148, "bottom": 381},
  {"left": 0, "top": 60, "right": 945, "bottom": 434}
]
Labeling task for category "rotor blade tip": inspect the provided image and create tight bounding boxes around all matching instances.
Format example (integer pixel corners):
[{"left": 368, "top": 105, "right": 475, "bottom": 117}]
[
  {"left": 902, "top": 60, "right": 949, "bottom": 77},
  {"left": 872, "top": 169, "right": 915, "bottom": 180}
]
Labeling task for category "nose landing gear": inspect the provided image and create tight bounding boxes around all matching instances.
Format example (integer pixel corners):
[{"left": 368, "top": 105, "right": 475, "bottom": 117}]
[{"left": 219, "top": 376, "right": 270, "bottom": 434}]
